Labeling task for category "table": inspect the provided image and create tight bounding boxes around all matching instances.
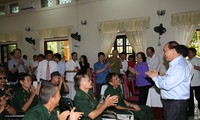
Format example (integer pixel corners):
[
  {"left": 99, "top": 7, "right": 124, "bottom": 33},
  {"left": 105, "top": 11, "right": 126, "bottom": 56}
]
[{"left": 146, "top": 86, "right": 163, "bottom": 107}]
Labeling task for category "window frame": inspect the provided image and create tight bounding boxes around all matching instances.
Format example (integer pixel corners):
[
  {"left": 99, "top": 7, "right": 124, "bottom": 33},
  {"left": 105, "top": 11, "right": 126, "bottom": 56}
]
[
  {"left": 10, "top": 3, "right": 19, "bottom": 14},
  {"left": 111, "top": 35, "right": 135, "bottom": 60}
]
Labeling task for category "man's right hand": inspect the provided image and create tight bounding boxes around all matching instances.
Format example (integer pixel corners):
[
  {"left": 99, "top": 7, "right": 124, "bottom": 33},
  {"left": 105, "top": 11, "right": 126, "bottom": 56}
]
[{"left": 104, "top": 95, "right": 118, "bottom": 107}]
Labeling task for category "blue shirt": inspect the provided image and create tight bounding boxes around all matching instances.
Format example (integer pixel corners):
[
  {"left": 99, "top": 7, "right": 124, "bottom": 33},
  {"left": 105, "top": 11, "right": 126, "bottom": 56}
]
[
  {"left": 8, "top": 58, "right": 26, "bottom": 73},
  {"left": 94, "top": 61, "right": 109, "bottom": 84},
  {"left": 153, "top": 55, "right": 192, "bottom": 100},
  {"left": 57, "top": 61, "right": 66, "bottom": 76}
]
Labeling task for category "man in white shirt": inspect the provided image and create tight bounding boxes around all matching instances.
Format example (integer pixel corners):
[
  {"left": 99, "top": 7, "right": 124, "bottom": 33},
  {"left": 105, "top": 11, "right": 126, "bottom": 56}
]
[
  {"left": 146, "top": 47, "right": 161, "bottom": 72},
  {"left": 188, "top": 48, "right": 200, "bottom": 116},
  {"left": 37, "top": 50, "right": 58, "bottom": 82},
  {"left": 65, "top": 52, "right": 80, "bottom": 100},
  {"left": 119, "top": 52, "right": 128, "bottom": 76}
]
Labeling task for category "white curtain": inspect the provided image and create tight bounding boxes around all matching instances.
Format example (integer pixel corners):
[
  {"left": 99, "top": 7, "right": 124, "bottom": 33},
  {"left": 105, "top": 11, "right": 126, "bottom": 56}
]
[
  {"left": 124, "top": 17, "right": 150, "bottom": 53},
  {"left": 171, "top": 11, "right": 200, "bottom": 45},
  {"left": 98, "top": 17, "right": 150, "bottom": 56},
  {"left": 126, "top": 31, "right": 146, "bottom": 53},
  {"left": 0, "top": 32, "right": 21, "bottom": 42},
  {"left": 175, "top": 25, "right": 196, "bottom": 45},
  {"left": 38, "top": 26, "right": 73, "bottom": 54},
  {"left": 99, "top": 32, "right": 117, "bottom": 57}
]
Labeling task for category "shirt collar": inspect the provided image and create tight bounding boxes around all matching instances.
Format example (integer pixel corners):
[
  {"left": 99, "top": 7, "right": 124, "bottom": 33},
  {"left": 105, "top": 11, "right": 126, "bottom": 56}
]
[{"left": 169, "top": 55, "right": 183, "bottom": 66}]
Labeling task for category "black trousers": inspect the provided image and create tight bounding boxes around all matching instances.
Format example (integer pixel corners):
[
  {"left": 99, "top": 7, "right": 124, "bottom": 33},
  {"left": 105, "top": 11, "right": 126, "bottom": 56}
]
[
  {"left": 96, "top": 83, "right": 106, "bottom": 101},
  {"left": 162, "top": 99, "right": 188, "bottom": 120},
  {"left": 188, "top": 86, "right": 200, "bottom": 113},
  {"left": 138, "top": 85, "right": 151, "bottom": 105}
]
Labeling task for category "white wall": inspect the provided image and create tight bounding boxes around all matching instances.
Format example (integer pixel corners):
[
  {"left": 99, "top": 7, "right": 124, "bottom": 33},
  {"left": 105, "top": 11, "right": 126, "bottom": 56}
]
[{"left": 0, "top": 0, "right": 200, "bottom": 72}]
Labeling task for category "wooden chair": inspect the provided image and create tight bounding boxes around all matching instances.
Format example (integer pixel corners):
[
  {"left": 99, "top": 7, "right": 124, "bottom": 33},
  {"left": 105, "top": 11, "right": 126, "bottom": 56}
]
[{"left": 123, "top": 74, "right": 139, "bottom": 102}]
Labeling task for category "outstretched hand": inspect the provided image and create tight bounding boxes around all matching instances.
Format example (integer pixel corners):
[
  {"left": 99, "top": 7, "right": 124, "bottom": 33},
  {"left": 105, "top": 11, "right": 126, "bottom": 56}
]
[{"left": 145, "top": 70, "right": 158, "bottom": 79}]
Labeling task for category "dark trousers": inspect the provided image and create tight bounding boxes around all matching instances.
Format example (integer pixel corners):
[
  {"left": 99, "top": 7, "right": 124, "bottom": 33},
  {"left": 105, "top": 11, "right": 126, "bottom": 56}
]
[
  {"left": 188, "top": 86, "right": 200, "bottom": 113},
  {"left": 96, "top": 83, "right": 105, "bottom": 101},
  {"left": 162, "top": 99, "right": 188, "bottom": 120},
  {"left": 138, "top": 85, "right": 150, "bottom": 105}
]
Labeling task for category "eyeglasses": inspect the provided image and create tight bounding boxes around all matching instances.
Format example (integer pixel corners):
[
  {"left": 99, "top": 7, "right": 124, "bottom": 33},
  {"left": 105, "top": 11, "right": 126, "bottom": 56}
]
[{"left": 0, "top": 77, "right": 7, "bottom": 80}]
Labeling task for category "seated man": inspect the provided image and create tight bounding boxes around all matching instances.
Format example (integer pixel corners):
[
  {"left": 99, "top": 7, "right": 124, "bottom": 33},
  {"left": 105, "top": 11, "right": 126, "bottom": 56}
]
[
  {"left": 104, "top": 73, "right": 154, "bottom": 120},
  {"left": 50, "top": 71, "right": 69, "bottom": 112},
  {"left": 23, "top": 81, "right": 83, "bottom": 120},
  {"left": 13, "top": 72, "right": 39, "bottom": 113},
  {"left": 50, "top": 71, "right": 69, "bottom": 97},
  {"left": 74, "top": 72, "right": 118, "bottom": 120},
  {"left": 0, "top": 71, "right": 16, "bottom": 117}
]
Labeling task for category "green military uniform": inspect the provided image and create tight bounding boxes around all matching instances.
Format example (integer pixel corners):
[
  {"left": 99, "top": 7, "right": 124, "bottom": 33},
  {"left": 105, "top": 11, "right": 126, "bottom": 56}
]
[
  {"left": 104, "top": 84, "right": 154, "bottom": 120},
  {"left": 107, "top": 57, "right": 121, "bottom": 74},
  {"left": 74, "top": 89, "right": 101, "bottom": 120},
  {"left": 13, "top": 87, "right": 38, "bottom": 113},
  {"left": 0, "top": 85, "right": 14, "bottom": 115},
  {"left": 23, "top": 104, "right": 58, "bottom": 120}
]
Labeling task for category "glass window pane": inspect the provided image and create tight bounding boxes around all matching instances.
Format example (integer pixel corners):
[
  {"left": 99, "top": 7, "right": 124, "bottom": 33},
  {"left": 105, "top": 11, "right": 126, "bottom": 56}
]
[
  {"left": 10, "top": 3, "right": 19, "bottom": 14},
  {"left": 126, "top": 39, "right": 130, "bottom": 45},
  {"left": 117, "top": 47, "right": 123, "bottom": 53},
  {"left": 117, "top": 38, "right": 123, "bottom": 46},
  {"left": 0, "top": 6, "right": 6, "bottom": 15},
  {"left": 58, "top": 0, "right": 71, "bottom": 4},
  {"left": 126, "top": 46, "right": 133, "bottom": 53},
  {"left": 41, "top": 0, "right": 53, "bottom": 8}
]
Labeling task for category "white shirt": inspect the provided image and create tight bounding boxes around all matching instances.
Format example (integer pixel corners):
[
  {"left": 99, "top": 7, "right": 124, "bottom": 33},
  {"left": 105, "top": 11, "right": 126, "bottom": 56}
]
[
  {"left": 30, "top": 60, "right": 39, "bottom": 75},
  {"left": 36, "top": 60, "right": 58, "bottom": 82},
  {"left": 189, "top": 57, "right": 200, "bottom": 87},
  {"left": 147, "top": 54, "right": 161, "bottom": 72},
  {"left": 65, "top": 59, "right": 80, "bottom": 81},
  {"left": 120, "top": 60, "right": 128, "bottom": 74}
]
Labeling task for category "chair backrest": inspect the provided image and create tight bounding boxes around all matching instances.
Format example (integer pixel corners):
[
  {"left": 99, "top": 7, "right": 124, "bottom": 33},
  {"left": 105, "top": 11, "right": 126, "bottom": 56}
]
[
  {"left": 123, "top": 74, "right": 139, "bottom": 102},
  {"left": 100, "top": 84, "right": 108, "bottom": 96},
  {"left": 123, "top": 74, "right": 130, "bottom": 98}
]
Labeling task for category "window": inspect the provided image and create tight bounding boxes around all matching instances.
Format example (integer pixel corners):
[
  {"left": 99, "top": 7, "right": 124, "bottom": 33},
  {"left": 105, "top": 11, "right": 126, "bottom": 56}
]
[
  {"left": 58, "top": 0, "right": 71, "bottom": 5},
  {"left": 189, "top": 30, "right": 200, "bottom": 57},
  {"left": 41, "top": 0, "right": 53, "bottom": 8},
  {"left": 0, "top": 43, "right": 17, "bottom": 70},
  {"left": 10, "top": 3, "right": 19, "bottom": 13},
  {"left": 110, "top": 35, "right": 135, "bottom": 59},
  {"left": 0, "top": 5, "right": 6, "bottom": 16},
  {"left": 44, "top": 39, "right": 70, "bottom": 61}
]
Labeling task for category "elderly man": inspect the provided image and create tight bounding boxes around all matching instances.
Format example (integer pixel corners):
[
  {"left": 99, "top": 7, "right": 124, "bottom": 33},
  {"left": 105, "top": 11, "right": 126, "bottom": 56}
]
[
  {"left": 23, "top": 81, "right": 83, "bottom": 120},
  {"left": 146, "top": 41, "right": 192, "bottom": 120},
  {"left": 146, "top": 47, "right": 161, "bottom": 72}
]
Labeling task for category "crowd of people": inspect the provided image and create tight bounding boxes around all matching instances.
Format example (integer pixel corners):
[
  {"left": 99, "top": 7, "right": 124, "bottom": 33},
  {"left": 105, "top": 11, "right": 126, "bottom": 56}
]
[{"left": 0, "top": 40, "right": 199, "bottom": 120}]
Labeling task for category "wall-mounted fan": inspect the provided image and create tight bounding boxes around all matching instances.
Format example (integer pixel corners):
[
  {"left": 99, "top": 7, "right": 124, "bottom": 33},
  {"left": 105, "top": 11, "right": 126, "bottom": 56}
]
[
  {"left": 71, "top": 32, "right": 81, "bottom": 41},
  {"left": 25, "top": 37, "right": 35, "bottom": 45}
]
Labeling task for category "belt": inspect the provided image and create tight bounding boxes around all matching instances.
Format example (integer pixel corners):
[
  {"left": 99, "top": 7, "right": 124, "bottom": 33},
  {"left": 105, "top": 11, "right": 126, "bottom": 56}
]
[{"left": 162, "top": 99, "right": 187, "bottom": 101}]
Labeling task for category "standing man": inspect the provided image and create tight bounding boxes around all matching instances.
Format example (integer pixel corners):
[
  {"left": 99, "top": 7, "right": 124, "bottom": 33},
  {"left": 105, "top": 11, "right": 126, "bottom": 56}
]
[
  {"left": 146, "top": 41, "right": 192, "bottom": 120},
  {"left": 146, "top": 47, "right": 161, "bottom": 72},
  {"left": 188, "top": 48, "right": 200, "bottom": 116},
  {"left": 119, "top": 52, "right": 128, "bottom": 77},
  {"left": 8, "top": 48, "right": 29, "bottom": 86},
  {"left": 37, "top": 50, "right": 58, "bottom": 82},
  {"left": 54, "top": 53, "right": 66, "bottom": 77},
  {"left": 107, "top": 50, "right": 122, "bottom": 75},
  {"left": 94, "top": 52, "right": 110, "bottom": 100},
  {"left": 65, "top": 52, "right": 80, "bottom": 100}
]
